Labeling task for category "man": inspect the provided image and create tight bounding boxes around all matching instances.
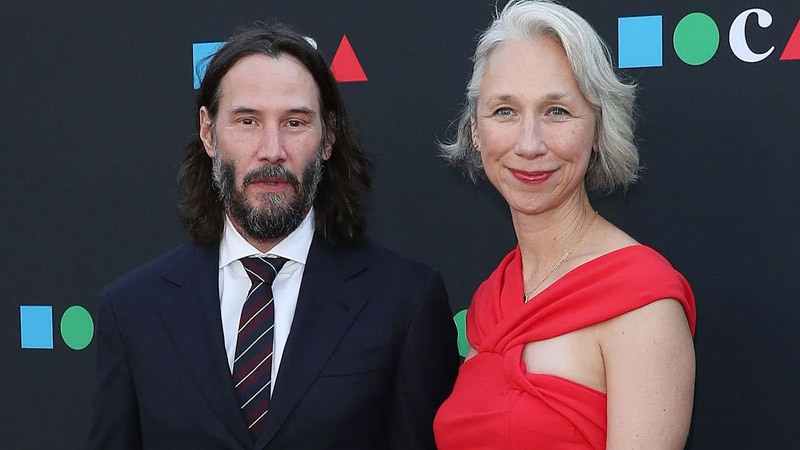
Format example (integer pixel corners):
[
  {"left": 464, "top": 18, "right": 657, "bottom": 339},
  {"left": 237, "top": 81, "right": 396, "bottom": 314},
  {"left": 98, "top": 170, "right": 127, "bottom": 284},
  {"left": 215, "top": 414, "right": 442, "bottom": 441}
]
[{"left": 88, "top": 23, "right": 459, "bottom": 450}]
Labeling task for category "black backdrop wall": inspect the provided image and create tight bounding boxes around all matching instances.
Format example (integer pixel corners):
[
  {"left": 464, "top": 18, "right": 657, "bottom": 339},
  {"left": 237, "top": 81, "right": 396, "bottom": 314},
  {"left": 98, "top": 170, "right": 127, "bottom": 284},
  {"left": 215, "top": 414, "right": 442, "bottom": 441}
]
[{"left": 2, "top": 1, "right": 798, "bottom": 448}]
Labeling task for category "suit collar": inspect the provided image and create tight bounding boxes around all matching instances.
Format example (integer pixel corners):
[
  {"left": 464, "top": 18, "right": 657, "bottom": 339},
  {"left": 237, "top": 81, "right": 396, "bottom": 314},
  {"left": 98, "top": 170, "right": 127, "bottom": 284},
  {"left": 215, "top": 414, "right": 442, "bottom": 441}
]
[
  {"left": 157, "top": 242, "right": 253, "bottom": 449},
  {"left": 159, "top": 242, "right": 217, "bottom": 287},
  {"left": 254, "top": 234, "right": 370, "bottom": 449}
]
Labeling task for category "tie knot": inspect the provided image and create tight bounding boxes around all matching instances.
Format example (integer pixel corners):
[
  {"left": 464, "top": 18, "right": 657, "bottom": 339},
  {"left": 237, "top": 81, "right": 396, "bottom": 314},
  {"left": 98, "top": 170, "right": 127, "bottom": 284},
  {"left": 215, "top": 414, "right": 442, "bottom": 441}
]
[{"left": 240, "top": 256, "right": 287, "bottom": 286}]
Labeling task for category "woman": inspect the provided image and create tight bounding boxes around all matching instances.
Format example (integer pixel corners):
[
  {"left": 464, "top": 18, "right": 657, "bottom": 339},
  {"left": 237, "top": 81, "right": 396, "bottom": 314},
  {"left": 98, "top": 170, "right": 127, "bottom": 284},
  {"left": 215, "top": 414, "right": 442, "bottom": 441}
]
[{"left": 433, "top": 1, "right": 696, "bottom": 449}]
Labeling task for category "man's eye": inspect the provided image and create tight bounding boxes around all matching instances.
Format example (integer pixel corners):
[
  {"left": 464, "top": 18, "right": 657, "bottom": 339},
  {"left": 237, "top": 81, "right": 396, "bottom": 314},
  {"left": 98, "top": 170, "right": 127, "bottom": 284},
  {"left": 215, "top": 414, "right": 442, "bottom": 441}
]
[
  {"left": 287, "top": 120, "right": 302, "bottom": 127},
  {"left": 240, "top": 118, "right": 256, "bottom": 126}
]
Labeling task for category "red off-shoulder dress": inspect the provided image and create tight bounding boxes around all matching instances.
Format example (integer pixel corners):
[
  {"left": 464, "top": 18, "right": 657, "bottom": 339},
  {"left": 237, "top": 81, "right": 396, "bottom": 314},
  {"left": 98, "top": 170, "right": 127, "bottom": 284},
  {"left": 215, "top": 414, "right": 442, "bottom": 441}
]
[{"left": 433, "top": 245, "right": 695, "bottom": 450}]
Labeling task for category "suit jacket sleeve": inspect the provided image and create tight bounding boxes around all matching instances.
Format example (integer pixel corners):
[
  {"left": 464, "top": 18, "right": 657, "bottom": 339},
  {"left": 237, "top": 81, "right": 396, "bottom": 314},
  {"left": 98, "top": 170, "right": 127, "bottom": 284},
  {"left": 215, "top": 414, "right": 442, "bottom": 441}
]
[
  {"left": 389, "top": 271, "right": 459, "bottom": 450},
  {"left": 87, "top": 288, "right": 143, "bottom": 450}
]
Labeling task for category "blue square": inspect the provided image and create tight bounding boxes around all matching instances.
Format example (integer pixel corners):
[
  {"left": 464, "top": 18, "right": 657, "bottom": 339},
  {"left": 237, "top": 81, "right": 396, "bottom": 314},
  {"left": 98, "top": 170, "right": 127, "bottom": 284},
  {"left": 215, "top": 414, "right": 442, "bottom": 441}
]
[
  {"left": 20, "top": 305, "right": 53, "bottom": 349},
  {"left": 618, "top": 15, "right": 663, "bottom": 68},
  {"left": 193, "top": 41, "right": 225, "bottom": 89}
]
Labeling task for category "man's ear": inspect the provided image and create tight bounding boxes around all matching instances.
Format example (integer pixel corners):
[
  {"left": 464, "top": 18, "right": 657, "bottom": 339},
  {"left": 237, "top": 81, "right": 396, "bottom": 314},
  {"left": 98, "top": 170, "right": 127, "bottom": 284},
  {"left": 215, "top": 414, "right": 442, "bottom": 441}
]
[
  {"left": 199, "top": 107, "right": 215, "bottom": 158},
  {"left": 322, "top": 113, "right": 336, "bottom": 160}
]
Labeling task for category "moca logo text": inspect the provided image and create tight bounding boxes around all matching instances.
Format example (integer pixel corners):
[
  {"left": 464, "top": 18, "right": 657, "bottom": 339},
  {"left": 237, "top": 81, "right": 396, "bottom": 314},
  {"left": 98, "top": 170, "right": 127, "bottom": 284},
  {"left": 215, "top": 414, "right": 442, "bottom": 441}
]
[
  {"left": 19, "top": 305, "right": 94, "bottom": 351},
  {"left": 618, "top": 8, "right": 800, "bottom": 68},
  {"left": 192, "top": 34, "right": 367, "bottom": 88}
]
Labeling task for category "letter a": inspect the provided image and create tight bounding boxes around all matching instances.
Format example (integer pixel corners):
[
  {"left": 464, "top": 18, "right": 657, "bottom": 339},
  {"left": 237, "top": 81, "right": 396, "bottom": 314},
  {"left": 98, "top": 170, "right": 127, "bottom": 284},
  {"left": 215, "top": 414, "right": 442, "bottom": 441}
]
[
  {"left": 780, "top": 19, "right": 800, "bottom": 60},
  {"left": 331, "top": 35, "right": 368, "bottom": 82}
]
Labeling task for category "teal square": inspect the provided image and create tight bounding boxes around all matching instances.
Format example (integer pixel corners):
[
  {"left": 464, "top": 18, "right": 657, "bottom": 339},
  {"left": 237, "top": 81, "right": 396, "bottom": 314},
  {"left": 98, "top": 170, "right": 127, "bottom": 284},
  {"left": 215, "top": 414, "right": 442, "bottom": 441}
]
[
  {"left": 20, "top": 305, "right": 53, "bottom": 349},
  {"left": 193, "top": 41, "right": 225, "bottom": 89},
  {"left": 618, "top": 15, "right": 663, "bottom": 68}
]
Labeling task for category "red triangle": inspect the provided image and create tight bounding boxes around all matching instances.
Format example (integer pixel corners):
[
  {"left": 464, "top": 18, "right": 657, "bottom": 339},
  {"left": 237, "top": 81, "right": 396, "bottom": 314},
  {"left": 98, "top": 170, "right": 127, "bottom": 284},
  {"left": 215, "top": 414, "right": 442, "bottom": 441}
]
[
  {"left": 330, "top": 35, "right": 368, "bottom": 82},
  {"left": 780, "top": 19, "right": 800, "bottom": 60}
]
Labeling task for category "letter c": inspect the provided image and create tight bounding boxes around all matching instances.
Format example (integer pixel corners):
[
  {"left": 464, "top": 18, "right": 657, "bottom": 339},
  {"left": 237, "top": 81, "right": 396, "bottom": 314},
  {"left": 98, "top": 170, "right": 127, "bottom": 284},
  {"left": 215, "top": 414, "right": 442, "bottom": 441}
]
[{"left": 729, "top": 8, "right": 775, "bottom": 63}]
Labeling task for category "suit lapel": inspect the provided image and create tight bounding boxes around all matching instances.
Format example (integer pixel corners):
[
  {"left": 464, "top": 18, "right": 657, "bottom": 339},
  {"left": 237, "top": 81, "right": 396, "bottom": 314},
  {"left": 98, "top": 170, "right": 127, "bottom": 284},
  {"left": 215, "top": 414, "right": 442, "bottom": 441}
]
[
  {"left": 157, "top": 243, "right": 252, "bottom": 450},
  {"left": 254, "top": 235, "right": 369, "bottom": 449}
]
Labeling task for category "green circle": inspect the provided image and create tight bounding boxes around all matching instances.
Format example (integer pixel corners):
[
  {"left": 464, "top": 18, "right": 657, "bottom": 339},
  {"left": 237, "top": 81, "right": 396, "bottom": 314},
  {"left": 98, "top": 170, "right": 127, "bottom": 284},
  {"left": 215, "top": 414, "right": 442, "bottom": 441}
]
[
  {"left": 60, "top": 305, "right": 94, "bottom": 350},
  {"left": 673, "top": 12, "right": 719, "bottom": 65},
  {"left": 453, "top": 309, "right": 469, "bottom": 357}
]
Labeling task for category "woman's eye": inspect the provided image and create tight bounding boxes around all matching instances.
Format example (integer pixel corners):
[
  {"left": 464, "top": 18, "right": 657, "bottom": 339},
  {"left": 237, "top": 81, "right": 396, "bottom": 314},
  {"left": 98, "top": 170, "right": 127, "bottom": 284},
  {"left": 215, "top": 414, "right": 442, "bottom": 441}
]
[
  {"left": 494, "top": 107, "right": 513, "bottom": 118},
  {"left": 549, "top": 107, "right": 569, "bottom": 116}
]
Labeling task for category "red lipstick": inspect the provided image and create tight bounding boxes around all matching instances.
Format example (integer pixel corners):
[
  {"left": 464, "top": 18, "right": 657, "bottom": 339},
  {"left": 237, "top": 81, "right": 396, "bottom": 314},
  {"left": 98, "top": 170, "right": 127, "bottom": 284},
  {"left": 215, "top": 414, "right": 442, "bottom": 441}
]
[{"left": 509, "top": 168, "right": 554, "bottom": 185}]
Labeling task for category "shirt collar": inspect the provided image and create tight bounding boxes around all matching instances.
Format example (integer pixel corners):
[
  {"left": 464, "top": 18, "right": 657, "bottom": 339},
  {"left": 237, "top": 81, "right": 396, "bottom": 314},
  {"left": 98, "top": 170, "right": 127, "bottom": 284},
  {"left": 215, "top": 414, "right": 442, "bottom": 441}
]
[{"left": 218, "top": 208, "right": 315, "bottom": 269}]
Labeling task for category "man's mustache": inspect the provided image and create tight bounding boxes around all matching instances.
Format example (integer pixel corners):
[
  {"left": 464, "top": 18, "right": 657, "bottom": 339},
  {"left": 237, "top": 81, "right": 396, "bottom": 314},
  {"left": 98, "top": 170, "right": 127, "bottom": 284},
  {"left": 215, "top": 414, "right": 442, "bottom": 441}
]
[{"left": 242, "top": 165, "right": 301, "bottom": 191}]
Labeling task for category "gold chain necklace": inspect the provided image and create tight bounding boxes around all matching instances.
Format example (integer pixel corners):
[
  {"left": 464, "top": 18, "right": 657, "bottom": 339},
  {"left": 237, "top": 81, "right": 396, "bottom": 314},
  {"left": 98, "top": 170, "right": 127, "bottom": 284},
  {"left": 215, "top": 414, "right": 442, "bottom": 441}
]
[{"left": 523, "top": 210, "right": 599, "bottom": 303}]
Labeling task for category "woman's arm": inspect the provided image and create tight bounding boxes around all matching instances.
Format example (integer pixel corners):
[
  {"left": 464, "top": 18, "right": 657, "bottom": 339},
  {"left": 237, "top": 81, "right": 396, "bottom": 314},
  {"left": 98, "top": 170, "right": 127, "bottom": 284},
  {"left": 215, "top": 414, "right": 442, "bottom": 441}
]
[
  {"left": 465, "top": 346, "right": 478, "bottom": 361},
  {"left": 602, "top": 299, "right": 695, "bottom": 450}
]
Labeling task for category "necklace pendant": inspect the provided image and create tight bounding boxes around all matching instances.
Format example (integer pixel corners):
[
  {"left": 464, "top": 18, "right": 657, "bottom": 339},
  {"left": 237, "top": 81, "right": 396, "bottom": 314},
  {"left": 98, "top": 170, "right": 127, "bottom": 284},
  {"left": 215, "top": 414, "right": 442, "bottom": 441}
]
[{"left": 521, "top": 210, "right": 599, "bottom": 305}]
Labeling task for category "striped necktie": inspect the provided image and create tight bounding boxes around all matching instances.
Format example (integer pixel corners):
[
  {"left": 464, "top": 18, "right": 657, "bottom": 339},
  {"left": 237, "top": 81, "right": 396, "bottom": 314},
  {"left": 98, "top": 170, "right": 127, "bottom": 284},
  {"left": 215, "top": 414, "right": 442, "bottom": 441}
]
[{"left": 234, "top": 256, "right": 287, "bottom": 438}]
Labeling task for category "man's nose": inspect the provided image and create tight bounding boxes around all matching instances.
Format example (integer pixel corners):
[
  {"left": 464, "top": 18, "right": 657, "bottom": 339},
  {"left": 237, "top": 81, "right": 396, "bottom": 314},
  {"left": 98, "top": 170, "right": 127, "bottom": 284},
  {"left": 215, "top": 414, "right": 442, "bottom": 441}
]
[{"left": 256, "top": 123, "right": 287, "bottom": 163}]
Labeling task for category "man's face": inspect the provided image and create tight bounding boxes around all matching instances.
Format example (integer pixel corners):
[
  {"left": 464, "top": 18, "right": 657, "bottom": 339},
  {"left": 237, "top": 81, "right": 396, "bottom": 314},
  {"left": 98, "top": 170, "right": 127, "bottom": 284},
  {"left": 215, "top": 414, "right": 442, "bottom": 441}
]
[{"left": 199, "top": 54, "right": 334, "bottom": 241}]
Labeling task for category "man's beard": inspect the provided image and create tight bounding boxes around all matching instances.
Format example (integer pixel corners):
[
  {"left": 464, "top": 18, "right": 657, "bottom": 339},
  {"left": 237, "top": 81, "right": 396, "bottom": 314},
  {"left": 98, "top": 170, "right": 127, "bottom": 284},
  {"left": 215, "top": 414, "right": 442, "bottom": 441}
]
[{"left": 211, "top": 143, "right": 324, "bottom": 241}]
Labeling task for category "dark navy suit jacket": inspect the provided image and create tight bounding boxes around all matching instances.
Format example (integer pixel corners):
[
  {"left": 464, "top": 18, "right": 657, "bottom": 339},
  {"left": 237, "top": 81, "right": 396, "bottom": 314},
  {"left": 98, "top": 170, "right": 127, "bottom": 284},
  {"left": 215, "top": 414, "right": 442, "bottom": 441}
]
[{"left": 88, "top": 235, "right": 459, "bottom": 449}]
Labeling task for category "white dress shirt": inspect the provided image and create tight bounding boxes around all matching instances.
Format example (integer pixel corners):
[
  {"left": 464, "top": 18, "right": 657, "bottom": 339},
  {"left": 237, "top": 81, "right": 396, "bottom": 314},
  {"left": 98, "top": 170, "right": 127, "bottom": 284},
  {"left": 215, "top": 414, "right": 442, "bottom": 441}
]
[{"left": 218, "top": 209, "right": 315, "bottom": 394}]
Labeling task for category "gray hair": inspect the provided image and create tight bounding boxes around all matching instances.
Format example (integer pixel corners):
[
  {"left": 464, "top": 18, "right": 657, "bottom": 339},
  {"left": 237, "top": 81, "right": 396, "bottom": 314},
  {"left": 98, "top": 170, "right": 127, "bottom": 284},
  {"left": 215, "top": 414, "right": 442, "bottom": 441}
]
[{"left": 440, "top": 0, "right": 639, "bottom": 192}]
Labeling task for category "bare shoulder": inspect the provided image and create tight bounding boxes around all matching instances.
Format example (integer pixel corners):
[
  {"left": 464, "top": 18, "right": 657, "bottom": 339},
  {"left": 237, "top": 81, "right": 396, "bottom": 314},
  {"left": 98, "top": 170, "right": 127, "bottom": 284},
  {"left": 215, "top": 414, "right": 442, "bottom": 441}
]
[
  {"left": 599, "top": 298, "right": 692, "bottom": 347},
  {"left": 572, "top": 217, "right": 639, "bottom": 264},
  {"left": 594, "top": 218, "right": 639, "bottom": 251}
]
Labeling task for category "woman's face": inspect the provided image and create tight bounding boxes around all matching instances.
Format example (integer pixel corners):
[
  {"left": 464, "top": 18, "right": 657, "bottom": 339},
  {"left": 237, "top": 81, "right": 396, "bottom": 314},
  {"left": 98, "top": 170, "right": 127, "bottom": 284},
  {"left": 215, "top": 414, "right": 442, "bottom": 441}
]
[{"left": 473, "top": 37, "right": 597, "bottom": 217}]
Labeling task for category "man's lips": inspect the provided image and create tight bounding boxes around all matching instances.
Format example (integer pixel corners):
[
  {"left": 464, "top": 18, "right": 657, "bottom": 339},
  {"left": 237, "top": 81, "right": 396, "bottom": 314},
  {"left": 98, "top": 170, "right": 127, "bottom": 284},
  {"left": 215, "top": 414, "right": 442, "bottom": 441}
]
[
  {"left": 247, "top": 178, "right": 291, "bottom": 192},
  {"left": 250, "top": 177, "right": 288, "bottom": 185},
  {"left": 509, "top": 168, "right": 555, "bottom": 184}
]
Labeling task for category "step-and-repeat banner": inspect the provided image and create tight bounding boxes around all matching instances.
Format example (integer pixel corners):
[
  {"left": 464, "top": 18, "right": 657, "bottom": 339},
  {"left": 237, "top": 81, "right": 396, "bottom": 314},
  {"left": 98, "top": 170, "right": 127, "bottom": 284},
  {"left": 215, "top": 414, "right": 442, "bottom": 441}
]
[{"left": 3, "top": 1, "right": 798, "bottom": 448}]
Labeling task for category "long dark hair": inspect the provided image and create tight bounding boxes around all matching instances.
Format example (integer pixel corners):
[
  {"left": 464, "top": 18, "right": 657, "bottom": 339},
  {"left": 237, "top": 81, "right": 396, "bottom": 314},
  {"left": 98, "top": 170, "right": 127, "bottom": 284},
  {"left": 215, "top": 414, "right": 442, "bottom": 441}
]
[{"left": 177, "top": 23, "right": 371, "bottom": 247}]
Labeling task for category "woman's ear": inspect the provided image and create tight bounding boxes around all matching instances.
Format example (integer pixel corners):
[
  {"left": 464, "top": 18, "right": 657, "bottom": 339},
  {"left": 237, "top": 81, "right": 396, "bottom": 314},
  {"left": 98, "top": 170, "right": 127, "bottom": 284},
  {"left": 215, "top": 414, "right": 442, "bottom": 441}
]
[{"left": 470, "top": 116, "right": 480, "bottom": 150}]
